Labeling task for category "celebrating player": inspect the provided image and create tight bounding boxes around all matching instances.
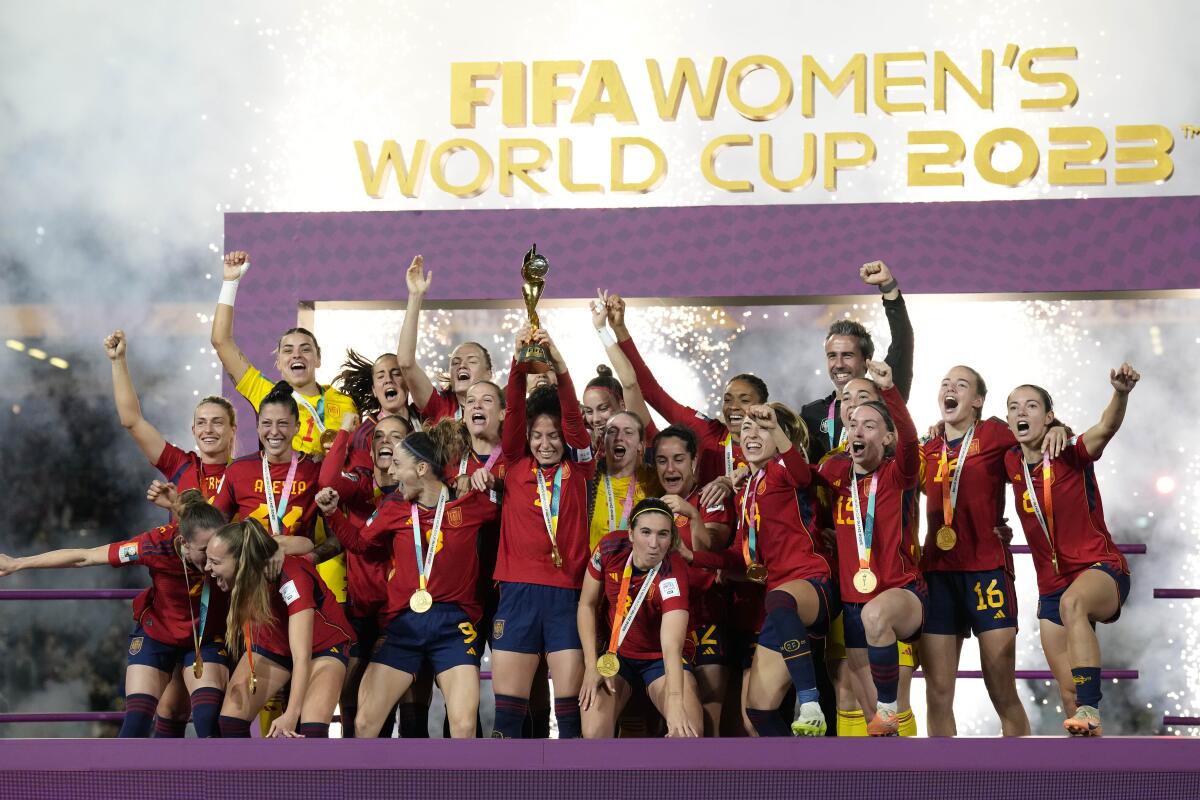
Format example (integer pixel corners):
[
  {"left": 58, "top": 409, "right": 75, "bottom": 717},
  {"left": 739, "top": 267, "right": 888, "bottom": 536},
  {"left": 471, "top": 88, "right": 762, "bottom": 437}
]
[
  {"left": 816, "top": 361, "right": 924, "bottom": 736},
  {"left": 920, "top": 366, "right": 1033, "bottom": 737},
  {"left": 0, "top": 492, "right": 233, "bottom": 738},
  {"left": 1004, "top": 365, "right": 1139, "bottom": 737},
  {"left": 334, "top": 350, "right": 421, "bottom": 473},
  {"left": 396, "top": 255, "right": 495, "bottom": 423},
  {"left": 487, "top": 326, "right": 596, "bottom": 739},
  {"left": 588, "top": 411, "right": 660, "bottom": 551},
  {"left": 578, "top": 498, "right": 702, "bottom": 738}
]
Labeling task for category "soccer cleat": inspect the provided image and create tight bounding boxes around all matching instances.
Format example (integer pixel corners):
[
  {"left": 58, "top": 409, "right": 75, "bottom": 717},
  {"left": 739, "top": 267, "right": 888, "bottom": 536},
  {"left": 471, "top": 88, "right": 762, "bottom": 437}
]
[
  {"left": 867, "top": 708, "right": 900, "bottom": 737},
  {"left": 1063, "top": 705, "right": 1103, "bottom": 737},
  {"left": 790, "top": 702, "right": 828, "bottom": 737}
]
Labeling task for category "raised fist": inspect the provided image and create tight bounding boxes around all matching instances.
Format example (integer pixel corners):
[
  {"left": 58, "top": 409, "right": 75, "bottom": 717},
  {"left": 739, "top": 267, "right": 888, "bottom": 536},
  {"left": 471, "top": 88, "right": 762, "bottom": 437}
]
[
  {"left": 223, "top": 251, "right": 250, "bottom": 281},
  {"left": 104, "top": 330, "right": 127, "bottom": 361}
]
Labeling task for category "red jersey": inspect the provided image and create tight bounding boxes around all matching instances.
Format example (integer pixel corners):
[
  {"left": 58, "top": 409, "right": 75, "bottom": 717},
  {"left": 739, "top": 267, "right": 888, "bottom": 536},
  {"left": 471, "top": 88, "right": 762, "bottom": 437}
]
[
  {"left": 733, "top": 447, "right": 831, "bottom": 591},
  {"left": 155, "top": 443, "right": 226, "bottom": 499},
  {"left": 618, "top": 338, "right": 745, "bottom": 485},
  {"left": 817, "top": 385, "right": 924, "bottom": 603},
  {"left": 588, "top": 532, "right": 690, "bottom": 660},
  {"left": 212, "top": 453, "right": 322, "bottom": 540},
  {"left": 108, "top": 525, "right": 228, "bottom": 648},
  {"left": 347, "top": 409, "right": 423, "bottom": 473},
  {"left": 253, "top": 556, "right": 353, "bottom": 656},
  {"left": 921, "top": 417, "right": 1016, "bottom": 573},
  {"left": 494, "top": 363, "right": 596, "bottom": 589},
  {"left": 418, "top": 388, "right": 462, "bottom": 424},
  {"left": 1004, "top": 436, "right": 1129, "bottom": 596},
  {"left": 319, "top": 430, "right": 393, "bottom": 617},
  {"left": 674, "top": 488, "right": 733, "bottom": 628},
  {"left": 339, "top": 489, "right": 499, "bottom": 622},
  {"left": 445, "top": 446, "right": 505, "bottom": 482}
]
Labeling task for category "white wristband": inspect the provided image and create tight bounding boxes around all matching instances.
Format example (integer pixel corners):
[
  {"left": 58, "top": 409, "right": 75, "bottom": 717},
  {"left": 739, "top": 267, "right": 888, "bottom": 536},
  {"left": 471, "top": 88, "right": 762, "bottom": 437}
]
[
  {"left": 596, "top": 328, "right": 616, "bottom": 348},
  {"left": 218, "top": 280, "right": 240, "bottom": 307}
]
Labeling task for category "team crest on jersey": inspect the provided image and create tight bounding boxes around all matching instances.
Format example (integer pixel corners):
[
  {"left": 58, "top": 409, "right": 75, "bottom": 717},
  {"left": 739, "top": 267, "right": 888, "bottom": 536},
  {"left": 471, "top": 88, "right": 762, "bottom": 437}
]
[
  {"left": 129, "top": 636, "right": 144, "bottom": 656},
  {"left": 447, "top": 507, "right": 463, "bottom": 528},
  {"left": 492, "top": 619, "right": 505, "bottom": 640},
  {"left": 118, "top": 543, "right": 139, "bottom": 564}
]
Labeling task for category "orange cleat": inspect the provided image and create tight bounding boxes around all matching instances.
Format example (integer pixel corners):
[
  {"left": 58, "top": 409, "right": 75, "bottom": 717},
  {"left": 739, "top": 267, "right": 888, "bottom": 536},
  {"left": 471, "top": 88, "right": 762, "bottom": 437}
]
[
  {"left": 867, "top": 708, "right": 899, "bottom": 737},
  {"left": 1063, "top": 705, "right": 1103, "bottom": 737}
]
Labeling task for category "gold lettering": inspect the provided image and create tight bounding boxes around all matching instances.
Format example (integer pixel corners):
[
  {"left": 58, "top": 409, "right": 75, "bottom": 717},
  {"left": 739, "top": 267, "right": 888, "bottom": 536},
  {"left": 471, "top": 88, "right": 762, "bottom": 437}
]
[
  {"left": 354, "top": 140, "right": 426, "bottom": 198},
  {"left": 450, "top": 62, "right": 500, "bottom": 128},
  {"left": 908, "top": 130, "right": 965, "bottom": 186},
  {"left": 532, "top": 61, "right": 584, "bottom": 126},
  {"left": 759, "top": 133, "right": 816, "bottom": 191},
  {"left": 726, "top": 55, "right": 793, "bottom": 121},
  {"left": 824, "top": 131, "right": 877, "bottom": 190},
  {"left": 571, "top": 60, "right": 638, "bottom": 124},
  {"left": 1048, "top": 126, "right": 1107, "bottom": 185},
  {"left": 801, "top": 54, "right": 866, "bottom": 117},
  {"left": 559, "top": 139, "right": 603, "bottom": 193},
  {"left": 874, "top": 52, "right": 927, "bottom": 114},
  {"left": 933, "top": 50, "right": 993, "bottom": 111},
  {"left": 701, "top": 134, "right": 754, "bottom": 192},
  {"left": 1018, "top": 47, "right": 1079, "bottom": 111},
  {"left": 499, "top": 138, "right": 552, "bottom": 196},
  {"left": 1115, "top": 125, "right": 1175, "bottom": 184},
  {"left": 645, "top": 57, "right": 727, "bottom": 121},
  {"left": 611, "top": 137, "right": 667, "bottom": 193},
  {"left": 430, "top": 139, "right": 493, "bottom": 198},
  {"left": 974, "top": 127, "right": 1039, "bottom": 186}
]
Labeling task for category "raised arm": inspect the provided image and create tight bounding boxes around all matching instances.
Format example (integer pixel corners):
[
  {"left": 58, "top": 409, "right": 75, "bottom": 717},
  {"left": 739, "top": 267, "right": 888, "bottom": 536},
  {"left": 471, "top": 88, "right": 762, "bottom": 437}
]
[
  {"left": 210, "top": 251, "right": 254, "bottom": 385},
  {"left": 0, "top": 545, "right": 110, "bottom": 576},
  {"left": 537, "top": 329, "right": 590, "bottom": 452},
  {"left": 395, "top": 255, "right": 437, "bottom": 412},
  {"left": 608, "top": 295, "right": 704, "bottom": 428},
  {"left": 871, "top": 361, "right": 919, "bottom": 486},
  {"left": 860, "top": 261, "right": 914, "bottom": 402},
  {"left": 105, "top": 330, "right": 167, "bottom": 465},
  {"left": 1080, "top": 364, "right": 1140, "bottom": 459}
]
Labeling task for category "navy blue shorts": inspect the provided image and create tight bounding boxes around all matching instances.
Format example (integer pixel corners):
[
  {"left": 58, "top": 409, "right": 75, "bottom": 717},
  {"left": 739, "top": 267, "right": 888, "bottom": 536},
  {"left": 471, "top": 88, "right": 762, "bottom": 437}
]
[
  {"left": 757, "top": 576, "right": 834, "bottom": 653},
  {"left": 841, "top": 581, "right": 929, "bottom": 650},
  {"left": 347, "top": 607, "right": 385, "bottom": 661},
  {"left": 252, "top": 642, "right": 350, "bottom": 671},
  {"left": 126, "top": 624, "right": 231, "bottom": 673},
  {"left": 924, "top": 569, "right": 1018, "bottom": 637},
  {"left": 1037, "top": 563, "right": 1131, "bottom": 626},
  {"left": 617, "top": 654, "right": 693, "bottom": 690},
  {"left": 371, "top": 603, "right": 482, "bottom": 676},
  {"left": 490, "top": 581, "right": 582, "bottom": 654},
  {"left": 690, "top": 623, "right": 728, "bottom": 667}
]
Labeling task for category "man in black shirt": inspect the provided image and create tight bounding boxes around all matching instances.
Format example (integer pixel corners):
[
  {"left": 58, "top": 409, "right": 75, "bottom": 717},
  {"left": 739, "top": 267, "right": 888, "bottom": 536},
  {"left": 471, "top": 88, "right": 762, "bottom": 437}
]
[{"left": 801, "top": 260, "right": 914, "bottom": 464}]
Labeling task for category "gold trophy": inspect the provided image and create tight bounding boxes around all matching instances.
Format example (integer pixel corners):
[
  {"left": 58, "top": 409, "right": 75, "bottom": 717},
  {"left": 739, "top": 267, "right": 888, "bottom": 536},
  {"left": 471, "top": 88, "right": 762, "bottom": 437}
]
[{"left": 518, "top": 244, "right": 552, "bottom": 373}]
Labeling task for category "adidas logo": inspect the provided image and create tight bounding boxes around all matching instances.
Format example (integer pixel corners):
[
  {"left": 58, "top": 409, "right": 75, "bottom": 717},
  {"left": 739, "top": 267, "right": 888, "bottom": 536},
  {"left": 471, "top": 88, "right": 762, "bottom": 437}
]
[
  {"left": 703, "top": 647, "right": 715, "bottom": 655},
  {"left": 993, "top": 610, "right": 1005, "bottom": 620},
  {"left": 467, "top": 647, "right": 477, "bottom": 656}
]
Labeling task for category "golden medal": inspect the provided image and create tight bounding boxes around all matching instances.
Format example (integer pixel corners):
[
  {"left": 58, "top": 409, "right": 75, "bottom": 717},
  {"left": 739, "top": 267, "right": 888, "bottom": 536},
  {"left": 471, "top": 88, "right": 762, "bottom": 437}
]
[
  {"left": 410, "top": 588, "right": 434, "bottom": 614},
  {"left": 745, "top": 562, "right": 768, "bottom": 584},
  {"left": 852, "top": 568, "right": 878, "bottom": 594},
  {"left": 596, "top": 652, "right": 620, "bottom": 678},
  {"left": 193, "top": 660, "right": 204, "bottom": 680},
  {"left": 936, "top": 525, "right": 957, "bottom": 551},
  {"left": 551, "top": 545, "right": 563, "bottom": 569},
  {"left": 320, "top": 428, "right": 338, "bottom": 449}
]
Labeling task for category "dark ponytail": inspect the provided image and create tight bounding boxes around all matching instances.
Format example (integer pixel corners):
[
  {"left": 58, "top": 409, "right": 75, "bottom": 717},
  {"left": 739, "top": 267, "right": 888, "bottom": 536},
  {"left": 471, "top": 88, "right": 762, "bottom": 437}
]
[
  {"left": 175, "top": 489, "right": 227, "bottom": 542},
  {"left": 334, "top": 350, "right": 379, "bottom": 415}
]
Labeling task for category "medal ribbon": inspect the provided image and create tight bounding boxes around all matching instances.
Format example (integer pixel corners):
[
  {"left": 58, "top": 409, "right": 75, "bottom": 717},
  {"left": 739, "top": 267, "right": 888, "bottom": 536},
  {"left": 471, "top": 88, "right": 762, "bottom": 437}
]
[
  {"left": 535, "top": 465, "right": 564, "bottom": 558},
  {"left": 243, "top": 621, "right": 257, "bottom": 689},
  {"left": 261, "top": 453, "right": 299, "bottom": 536},
  {"left": 1021, "top": 452, "right": 1057, "bottom": 567},
  {"left": 939, "top": 424, "right": 976, "bottom": 528},
  {"left": 603, "top": 474, "right": 638, "bottom": 532},
  {"left": 739, "top": 469, "right": 766, "bottom": 567},
  {"left": 722, "top": 433, "right": 734, "bottom": 477},
  {"left": 826, "top": 398, "right": 838, "bottom": 450},
  {"left": 458, "top": 447, "right": 502, "bottom": 478},
  {"left": 178, "top": 545, "right": 206, "bottom": 667},
  {"left": 606, "top": 552, "right": 661, "bottom": 656},
  {"left": 292, "top": 390, "right": 327, "bottom": 434},
  {"left": 850, "top": 470, "right": 879, "bottom": 570},
  {"left": 411, "top": 487, "right": 449, "bottom": 594}
]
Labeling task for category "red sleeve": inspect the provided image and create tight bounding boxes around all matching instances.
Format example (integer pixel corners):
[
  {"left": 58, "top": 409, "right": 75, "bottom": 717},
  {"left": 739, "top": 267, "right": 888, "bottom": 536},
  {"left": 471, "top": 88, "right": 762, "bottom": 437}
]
[
  {"left": 502, "top": 359, "right": 529, "bottom": 462},
  {"left": 107, "top": 530, "right": 153, "bottom": 568},
  {"left": 278, "top": 560, "right": 317, "bottom": 615},
  {"left": 777, "top": 446, "right": 814, "bottom": 489},
  {"left": 1064, "top": 435, "right": 1096, "bottom": 466},
  {"left": 657, "top": 554, "right": 689, "bottom": 613},
  {"left": 327, "top": 508, "right": 390, "bottom": 556},
  {"left": 153, "top": 443, "right": 191, "bottom": 481},
  {"left": 555, "top": 369, "right": 592, "bottom": 453},
  {"left": 319, "top": 431, "right": 374, "bottom": 506},
  {"left": 881, "top": 385, "right": 919, "bottom": 488},
  {"left": 587, "top": 543, "right": 605, "bottom": 580},
  {"left": 618, "top": 337, "right": 699, "bottom": 425}
]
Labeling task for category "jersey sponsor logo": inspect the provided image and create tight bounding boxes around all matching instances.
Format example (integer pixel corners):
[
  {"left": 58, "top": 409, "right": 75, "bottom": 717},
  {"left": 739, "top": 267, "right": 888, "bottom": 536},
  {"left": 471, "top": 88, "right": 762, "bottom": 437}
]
[
  {"left": 118, "top": 542, "right": 139, "bottom": 564},
  {"left": 129, "top": 636, "right": 144, "bottom": 656},
  {"left": 659, "top": 577, "right": 681, "bottom": 600},
  {"left": 447, "top": 507, "right": 463, "bottom": 528},
  {"left": 492, "top": 619, "right": 505, "bottom": 640},
  {"left": 279, "top": 580, "right": 301, "bottom": 606}
]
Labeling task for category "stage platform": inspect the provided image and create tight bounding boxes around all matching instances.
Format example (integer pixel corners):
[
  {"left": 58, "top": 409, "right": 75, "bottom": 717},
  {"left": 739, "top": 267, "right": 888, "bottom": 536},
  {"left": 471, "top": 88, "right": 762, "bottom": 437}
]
[{"left": 1, "top": 737, "right": 1197, "bottom": 800}]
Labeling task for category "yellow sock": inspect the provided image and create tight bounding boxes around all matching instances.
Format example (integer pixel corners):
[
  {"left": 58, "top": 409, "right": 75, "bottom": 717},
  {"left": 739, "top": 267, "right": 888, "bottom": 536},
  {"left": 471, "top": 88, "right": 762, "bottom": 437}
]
[
  {"left": 897, "top": 708, "right": 917, "bottom": 737},
  {"left": 837, "top": 709, "right": 868, "bottom": 737}
]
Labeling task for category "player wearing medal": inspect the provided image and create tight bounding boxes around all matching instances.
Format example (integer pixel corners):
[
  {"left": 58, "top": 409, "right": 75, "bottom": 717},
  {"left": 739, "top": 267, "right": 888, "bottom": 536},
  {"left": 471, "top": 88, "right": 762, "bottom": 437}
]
[
  {"left": 578, "top": 498, "right": 702, "bottom": 738},
  {"left": 653, "top": 425, "right": 734, "bottom": 736},
  {"left": 208, "top": 519, "right": 352, "bottom": 738},
  {"left": 211, "top": 250, "right": 357, "bottom": 603},
  {"left": 799, "top": 260, "right": 914, "bottom": 465},
  {"left": 106, "top": 329, "right": 236, "bottom": 502},
  {"left": 212, "top": 383, "right": 326, "bottom": 547},
  {"left": 325, "top": 426, "right": 498, "bottom": 738},
  {"left": 315, "top": 412, "right": 408, "bottom": 737},
  {"left": 594, "top": 292, "right": 760, "bottom": 502},
  {"left": 397, "top": 255, "right": 495, "bottom": 423},
  {"left": 587, "top": 411, "right": 660, "bottom": 551},
  {"left": 0, "top": 492, "right": 234, "bottom": 738},
  {"left": 730, "top": 404, "right": 834, "bottom": 737},
  {"left": 485, "top": 326, "right": 596, "bottom": 739},
  {"left": 815, "top": 361, "right": 924, "bottom": 737},
  {"left": 1004, "top": 365, "right": 1139, "bottom": 737},
  {"left": 920, "top": 366, "right": 1034, "bottom": 737},
  {"left": 334, "top": 350, "right": 421, "bottom": 474}
]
